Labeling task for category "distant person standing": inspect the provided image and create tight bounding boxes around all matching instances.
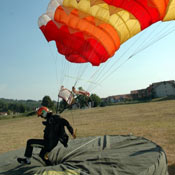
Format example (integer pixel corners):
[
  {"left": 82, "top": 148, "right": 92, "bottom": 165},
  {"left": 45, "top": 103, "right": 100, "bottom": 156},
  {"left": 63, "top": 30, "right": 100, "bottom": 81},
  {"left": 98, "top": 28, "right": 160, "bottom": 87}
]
[{"left": 17, "top": 106, "right": 76, "bottom": 165}]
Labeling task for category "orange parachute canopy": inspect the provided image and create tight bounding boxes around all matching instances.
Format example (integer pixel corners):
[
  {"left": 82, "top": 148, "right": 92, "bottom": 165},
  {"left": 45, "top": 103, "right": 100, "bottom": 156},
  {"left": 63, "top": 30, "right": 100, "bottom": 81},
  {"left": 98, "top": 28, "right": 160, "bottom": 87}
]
[{"left": 38, "top": 0, "right": 175, "bottom": 66}]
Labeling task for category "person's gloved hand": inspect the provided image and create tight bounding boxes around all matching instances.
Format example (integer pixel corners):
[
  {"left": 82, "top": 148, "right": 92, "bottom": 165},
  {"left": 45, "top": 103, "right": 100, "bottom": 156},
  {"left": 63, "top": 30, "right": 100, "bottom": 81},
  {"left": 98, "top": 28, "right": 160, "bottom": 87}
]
[
  {"left": 72, "top": 133, "right": 76, "bottom": 139},
  {"left": 72, "top": 129, "right": 77, "bottom": 139}
]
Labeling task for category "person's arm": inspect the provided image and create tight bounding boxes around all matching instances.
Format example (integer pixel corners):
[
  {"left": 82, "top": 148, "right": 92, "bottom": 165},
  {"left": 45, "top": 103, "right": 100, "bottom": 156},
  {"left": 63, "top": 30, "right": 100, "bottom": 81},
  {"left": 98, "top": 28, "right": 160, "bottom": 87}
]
[
  {"left": 79, "top": 90, "right": 90, "bottom": 97},
  {"left": 72, "top": 86, "right": 90, "bottom": 97},
  {"left": 62, "top": 118, "right": 76, "bottom": 139}
]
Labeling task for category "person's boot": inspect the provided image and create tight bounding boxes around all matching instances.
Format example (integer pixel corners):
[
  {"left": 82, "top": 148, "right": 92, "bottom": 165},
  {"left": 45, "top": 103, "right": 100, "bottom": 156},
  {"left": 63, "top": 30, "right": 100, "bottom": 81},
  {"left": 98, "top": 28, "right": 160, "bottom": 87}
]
[
  {"left": 17, "top": 158, "right": 31, "bottom": 165},
  {"left": 39, "top": 153, "right": 52, "bottom": 166},
  {"left": 43, "top": 159, "right": 52, "bottom": 166}
]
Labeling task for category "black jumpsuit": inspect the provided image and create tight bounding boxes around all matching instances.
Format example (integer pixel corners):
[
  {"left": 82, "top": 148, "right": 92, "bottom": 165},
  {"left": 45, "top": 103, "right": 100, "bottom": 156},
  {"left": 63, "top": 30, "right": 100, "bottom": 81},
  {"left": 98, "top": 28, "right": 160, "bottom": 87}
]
[{"left": 24, "top": 113, "right": 74, "bottom": 162}]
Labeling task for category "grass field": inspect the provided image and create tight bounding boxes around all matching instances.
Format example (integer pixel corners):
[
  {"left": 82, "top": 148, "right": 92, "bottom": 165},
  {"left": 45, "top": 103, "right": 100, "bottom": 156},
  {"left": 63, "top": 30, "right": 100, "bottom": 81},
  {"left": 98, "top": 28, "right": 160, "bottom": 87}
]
[{"left": 0, "top": 100, "right": 175, "bottom": 174}]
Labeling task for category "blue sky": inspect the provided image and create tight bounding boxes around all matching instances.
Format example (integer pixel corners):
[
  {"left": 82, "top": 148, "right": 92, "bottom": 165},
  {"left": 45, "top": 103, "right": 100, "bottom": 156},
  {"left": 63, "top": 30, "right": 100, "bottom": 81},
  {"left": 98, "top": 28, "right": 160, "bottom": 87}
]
[{"left": 0, "top": 0, "right": 175, "bottom": 101}]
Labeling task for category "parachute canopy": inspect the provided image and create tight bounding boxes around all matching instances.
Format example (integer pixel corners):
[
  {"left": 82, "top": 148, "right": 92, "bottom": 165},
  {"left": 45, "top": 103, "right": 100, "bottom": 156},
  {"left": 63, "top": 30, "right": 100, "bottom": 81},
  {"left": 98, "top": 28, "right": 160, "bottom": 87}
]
[
  {"left": 38, "top": 0, "right": 175, "bottom": 66},
  {"left": 0, "top": 135, "right": 168, "bottom": 175}
]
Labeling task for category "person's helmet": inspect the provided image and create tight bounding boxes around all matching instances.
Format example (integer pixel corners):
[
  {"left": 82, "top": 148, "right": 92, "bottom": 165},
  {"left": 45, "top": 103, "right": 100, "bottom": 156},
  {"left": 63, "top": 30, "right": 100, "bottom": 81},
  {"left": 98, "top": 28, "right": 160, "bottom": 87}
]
[{"left": 36, "top": 106, "right": 49, "bottom": 118}]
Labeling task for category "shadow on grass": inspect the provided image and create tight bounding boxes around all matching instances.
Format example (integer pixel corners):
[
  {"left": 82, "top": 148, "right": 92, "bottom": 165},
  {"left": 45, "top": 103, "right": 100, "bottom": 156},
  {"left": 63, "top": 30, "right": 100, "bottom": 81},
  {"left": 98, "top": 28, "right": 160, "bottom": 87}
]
[
  {"left": 168, "top": 163, "right": 175, "bottom": 175},
  {"left": 0, "top": 165, "right": 38, "bottom": 175}
]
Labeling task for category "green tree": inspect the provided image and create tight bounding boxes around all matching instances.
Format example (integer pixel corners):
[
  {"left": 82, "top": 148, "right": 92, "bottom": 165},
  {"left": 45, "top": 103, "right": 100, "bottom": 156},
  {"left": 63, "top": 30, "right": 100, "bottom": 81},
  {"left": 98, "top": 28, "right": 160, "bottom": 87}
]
[
  {"left": 78, "top": 87, "right": 83, "bottom": 91},
  {"left": 41, "top": 96, "right": 54, "bottom": 109},
  {"left": 59, "top": 100, "right": 68, "bottom": 112},
  {"left": 7, "top": 110, "right": 11, "bottom": 115},
  {"left": 19, "top": 104, "right": 26, "bottom": 113},
  {"left": 100, "top": 101, "right": 107, "bottom": 107},
  {"left": 90, "top": 94, "right": 101, "bottom": 107},
  {"left": 76, "top": 95, "right": 89, "bottom": 108},
  {"left": 74, "top": 87, "right": 89, "bottom": 108},
  {"left": 0, "top": 101, "right": 8, "bottom": 112}
]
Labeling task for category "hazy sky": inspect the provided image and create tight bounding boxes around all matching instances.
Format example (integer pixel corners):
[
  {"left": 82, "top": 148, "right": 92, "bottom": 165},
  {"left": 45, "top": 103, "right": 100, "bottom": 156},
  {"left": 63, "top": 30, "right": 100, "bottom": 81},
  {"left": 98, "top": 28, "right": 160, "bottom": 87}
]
[{"left": 0, "top": 0, "right": 175, "bottom": 101}]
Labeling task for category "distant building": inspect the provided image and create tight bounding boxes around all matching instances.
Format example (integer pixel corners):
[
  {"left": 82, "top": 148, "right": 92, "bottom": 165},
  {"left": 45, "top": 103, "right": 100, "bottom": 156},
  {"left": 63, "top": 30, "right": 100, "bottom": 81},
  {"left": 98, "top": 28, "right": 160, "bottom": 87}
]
[
  {"left": 131, "top": 89, "right": 149, "bottom": 100},
  {"left": 149, "top": 80, "right": 175, "bottom": 98},
  {"left": 104, "top": 94, "right": 132, "bottom": 103},
  {"left": 104, "top": 80, "right": 175, "bottom": 102},
  {"left": 131, "top": 80, "right": 175, "bottom": 100}
]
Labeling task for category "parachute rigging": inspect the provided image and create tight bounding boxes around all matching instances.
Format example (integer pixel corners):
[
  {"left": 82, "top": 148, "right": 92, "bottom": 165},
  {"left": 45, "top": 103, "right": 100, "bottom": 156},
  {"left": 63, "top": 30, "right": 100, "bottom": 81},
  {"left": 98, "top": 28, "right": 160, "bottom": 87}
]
[{"left": 39, "top": 0, "right": 175, "bottom": 97}]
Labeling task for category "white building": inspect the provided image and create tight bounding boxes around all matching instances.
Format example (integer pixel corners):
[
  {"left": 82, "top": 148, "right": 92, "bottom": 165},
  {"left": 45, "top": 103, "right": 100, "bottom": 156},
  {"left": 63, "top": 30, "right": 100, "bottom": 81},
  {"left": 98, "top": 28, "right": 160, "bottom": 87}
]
[{"left": 151, "top": 80, "right": 175, "bottom": 98}]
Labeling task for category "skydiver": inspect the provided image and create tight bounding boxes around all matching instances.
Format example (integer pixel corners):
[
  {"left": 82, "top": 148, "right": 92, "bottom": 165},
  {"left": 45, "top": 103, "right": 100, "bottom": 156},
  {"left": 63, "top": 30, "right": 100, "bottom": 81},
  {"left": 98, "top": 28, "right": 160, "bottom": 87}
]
[
  {"left": 59, "top": 86, "right": 73, "bottom": 101},
  {"left": 58, "top": 86, "right": 75, "bottom": 113},
  {"left": 17, "top": 106, "right": 76, "bottom": 165},
  {"left": 58, "top": 86, "right": 91, "bottom": 113}
]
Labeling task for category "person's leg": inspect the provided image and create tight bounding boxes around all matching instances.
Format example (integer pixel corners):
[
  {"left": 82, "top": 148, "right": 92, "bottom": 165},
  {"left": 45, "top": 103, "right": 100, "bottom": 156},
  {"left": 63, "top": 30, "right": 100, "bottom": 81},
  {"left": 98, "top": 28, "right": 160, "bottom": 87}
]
[
  {"left": 17, "top": 139, "right": 45, "bottom": 165},
  {"left": 39, "top": 148, "right": 52, "bottom": 166},
  {"left": 59, "top": 134, "right": 68, "bottom": 148},
  {"left": 24, "top": 139, "right": 45, "bottom": 157}
]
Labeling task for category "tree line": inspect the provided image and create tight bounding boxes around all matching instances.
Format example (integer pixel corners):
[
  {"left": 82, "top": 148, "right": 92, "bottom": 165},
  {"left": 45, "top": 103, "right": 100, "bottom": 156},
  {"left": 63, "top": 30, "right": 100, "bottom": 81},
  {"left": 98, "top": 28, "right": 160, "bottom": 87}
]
[
  {"left": 0, "top": 92, "right": 102, "bottom": 115},
  {"left": 0, "top": 98, "right": 41, "bottom": 114},
  {"left": 41, "top": 93, "right": 102, "bottom": 113}
]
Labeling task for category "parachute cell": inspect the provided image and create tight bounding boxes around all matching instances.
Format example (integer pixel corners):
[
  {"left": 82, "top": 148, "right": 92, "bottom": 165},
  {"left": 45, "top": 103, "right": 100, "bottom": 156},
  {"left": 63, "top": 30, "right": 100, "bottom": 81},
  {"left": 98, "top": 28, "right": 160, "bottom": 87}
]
[{"left": 38, "top": 0, "right": 175, "bottom": 66}]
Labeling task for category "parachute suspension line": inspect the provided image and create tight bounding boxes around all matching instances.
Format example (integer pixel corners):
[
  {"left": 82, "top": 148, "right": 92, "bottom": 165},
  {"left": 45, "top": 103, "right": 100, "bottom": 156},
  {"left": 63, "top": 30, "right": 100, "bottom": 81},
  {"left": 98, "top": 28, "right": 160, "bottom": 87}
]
[
  {"left": 70, "top": 108, "right": 74, "bottom": 125},
  {"left": 128, "top": 21, "right": 175, "bottom": 60},
  {"left": 70, "top": 64, "right": 88, "bottom": 90},
  {"left": 102, "top": 57, "right": 131, "bottom": 84},
  {"left": 62, "top": 136, "right": 99, "bottom": 161},
  {"left": 90, "top": 56, "right": 131, "bottom": 93},
  {"left": 70, "top": 11, "right": 134, "bottom": 92},
  {"left": 87, "top": 43, "right": 131, "bottom": 92},
  {"left": 69, "top": 37, "right": 92, "bottom": 89},
  {"left": 70, "top": 109, "right": 77, "bottom": 136},
  {"left": 129, "top": 21, "right": 175, "bottom": 59},
  {"left": 48, "top": 40, "right": 71, "bottom": 87},
  {"left": 86, "top": 65, "right": 105, "bottom": 92},
  {"left": 87, "top": 57, "right": 123, "bottom": 92},
  {"left": 87, "top": 14, "right": 145, "bottom": 92},
  {"left": 89, "top": 37, "right": 139, "bottom": 92},
  {"left": 73, "top": 30, "right": 101, "bottom": 91},
  {"left": 89, "top": 21, "right": 175, "bottom": 92},
  {"left": 80, "top": 16, "right": 119, "bottom": 92},
  {"left": 80, "top": 33, "right": 99, "bottom": 80},
  {"left": 60, "top": 47, "right": 71, "bottom": 86},
  {"left": 129, "top": 28, "right": 175, "bottom": 59},
  {"left": 73, "top": 78, "right": 79, "bottom": 88},
  {"left": 87, "top": 61, "right": 113, "bottom": 92},
  {"left": 131, "top": 22, "right": 162, "bottom": 57},
  {"left": 47, "top": 43, "right": 61, "bottom": 114},
  {"left": 90, "top": 38, "right": 139, "bottom": 91},
  {"left": 55, "top": 36, "right": 75, "bottom": 113},
  {"left": 48, "top": 43, "right": 60, "bottom": 85},
  {"left": 56, "top": 96, "right": 60, "bottom": 114},
  {"left": 47, "top": 43, "right": 67, "bottom": 114},
  {"left": 97, "top": 22, "right": 175, "bottom": 87},
  {"left": 83, "top": 39, "right": 103, "bottom": 91},
  {"left": 90, "top": 35, "right": 151, "bottom": 91},
  {"left": 95, "top": 24, "right": 175, "bottom": 91},
  {"left": 70, "top": 26, "right": 93, "bottom": 89},
  {"left": 86, "top": 13, "right": 127, "bottom": 91}
]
